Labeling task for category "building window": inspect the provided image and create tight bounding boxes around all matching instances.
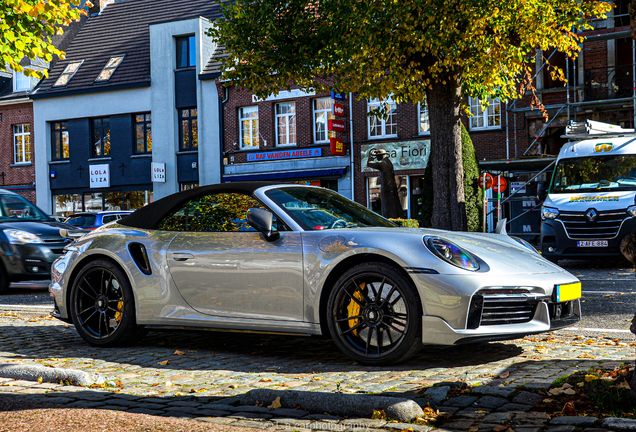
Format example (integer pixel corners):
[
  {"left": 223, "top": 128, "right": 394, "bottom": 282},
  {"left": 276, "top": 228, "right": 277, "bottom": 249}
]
[
  {"left": 13, "top": 71, "right": 31, "bottom": 92},
  {"left": 51, "top": 122, "right": 69, "bottom": 160},
  {"left": 276, "top": 102, "right": 296, "bottom": 146},
  {"left": 53, "top": 60, "right": 83, "bottom": 87},
  {"left": 469, "top": 97, "right": 501, "bottom": 130},
  {"left": 239, "top": 106, "right": 259, "bottom": 149},
  {"left": 95, "top": 55, "right": 125, "bottom": 83},
  {"left": 179, "top": 108, "right": 198, "bottom": 150},
  {"left": 134, "top": 113, "right": 152, "bottom": 154},
  {"left": 313, "top": 98, "right": 333, "bottom": 143},
  {"left": 418, "top": 100, "right": 429, "bottom": 134},
  {"left": 368, "top": 98, "right": 397, "bottom": 138},
  {"left": 92, "top": 118, "right": 111, "bottom": 157},
  {"left": 176, "top": 35, "right": 196, "bottom": 69},
  {"left": 13, "top": 124, "right": 31, "bottom": 164}
]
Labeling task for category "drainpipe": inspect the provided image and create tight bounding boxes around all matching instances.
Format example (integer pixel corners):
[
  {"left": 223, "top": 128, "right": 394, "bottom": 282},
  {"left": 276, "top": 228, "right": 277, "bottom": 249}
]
[
  {"left": 219, "top": 85, "right": 229, "bottom": 183},
  {"left": 349, "top": 92, "right": 355, "bottom": 201}
]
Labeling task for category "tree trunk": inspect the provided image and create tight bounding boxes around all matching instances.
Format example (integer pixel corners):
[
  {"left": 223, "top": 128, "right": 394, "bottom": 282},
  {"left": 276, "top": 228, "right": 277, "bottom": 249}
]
[{"left": 427, "top": 77, "right": 467, "bottom": 231}]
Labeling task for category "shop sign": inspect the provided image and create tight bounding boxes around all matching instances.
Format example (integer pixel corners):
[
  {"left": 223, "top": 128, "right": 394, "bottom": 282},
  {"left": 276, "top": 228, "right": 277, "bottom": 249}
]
[
  {"left": 89, "top": 164, "right": 110, "bottom": 188},
  {"left": 152, "top": 162, "right": 166, "bottom": 183},
  {"left": 328, "top": 119, "right": 346, "bottom": 132},
  {"left": 331, "top": 91, "right": 346, "bottom": 100},
  {"left": 361, "top": 140, "right": 431, "bottom": 172},
  {"left": 333, "top": 103, "right": 345, "bottom": 117},
  {"left": 247, "top": 148, "right": 322, "bottom": 162},
  {"left": 510, "top": 181, "right": 526, "bottom": 194},
  {"left": 330, "top": 137, "right": 345, "bottom": 156}
]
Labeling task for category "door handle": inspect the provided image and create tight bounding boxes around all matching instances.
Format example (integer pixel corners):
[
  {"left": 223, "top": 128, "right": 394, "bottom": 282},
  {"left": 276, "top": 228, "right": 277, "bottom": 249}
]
[{"left": 172, "top": 253, "right": 194, "bottom": 261}]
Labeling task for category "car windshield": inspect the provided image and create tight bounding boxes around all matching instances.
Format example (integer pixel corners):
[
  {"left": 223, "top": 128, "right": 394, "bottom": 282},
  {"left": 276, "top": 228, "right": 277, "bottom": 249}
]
[
  {"left": 550, "top": 154, "right": 636, "bottom": 193},
  {"left": 0, "top": 194, "right": 50, "bottom": 222},
  {"left": 266, "top": 187, "right": 395, "bottom": 230}
]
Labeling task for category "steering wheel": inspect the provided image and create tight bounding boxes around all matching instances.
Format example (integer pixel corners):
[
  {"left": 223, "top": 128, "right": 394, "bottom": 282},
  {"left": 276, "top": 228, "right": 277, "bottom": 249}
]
[{"left": 328, "top": 219, "right": 348, "bottom": 229}]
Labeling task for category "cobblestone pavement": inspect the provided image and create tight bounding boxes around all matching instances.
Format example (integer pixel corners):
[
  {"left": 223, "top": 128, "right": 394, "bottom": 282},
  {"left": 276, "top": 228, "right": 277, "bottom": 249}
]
[
  {"left": 560, "top": 258, "right": 634, "bottom": 281},
  {"left": 0, "top": 312, "right": 634, "bottom": 431}
]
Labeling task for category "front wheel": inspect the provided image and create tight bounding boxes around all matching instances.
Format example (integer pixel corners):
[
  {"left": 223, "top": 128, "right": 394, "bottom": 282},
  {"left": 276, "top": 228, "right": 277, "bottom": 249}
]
[
  {"left": 70, "top": 259, "right": 146, "bottom": 346},
  {"left": 326, "top": 262, "right": 422, "bottom": 365}
]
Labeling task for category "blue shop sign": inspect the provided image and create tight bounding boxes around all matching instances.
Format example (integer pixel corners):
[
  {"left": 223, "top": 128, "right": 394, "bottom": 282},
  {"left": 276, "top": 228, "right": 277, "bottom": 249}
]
[
  {"left": 330, "top": 91, "right": 346, "bottom": 100},
  {"left": 247, "top": 148, "right": 322, "bottom": 162}
]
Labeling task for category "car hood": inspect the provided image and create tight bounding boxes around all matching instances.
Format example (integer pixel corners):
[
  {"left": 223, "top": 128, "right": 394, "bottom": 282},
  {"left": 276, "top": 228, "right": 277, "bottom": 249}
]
[{"left": 0, "top": 221, "right": 75, "bottom": 239}]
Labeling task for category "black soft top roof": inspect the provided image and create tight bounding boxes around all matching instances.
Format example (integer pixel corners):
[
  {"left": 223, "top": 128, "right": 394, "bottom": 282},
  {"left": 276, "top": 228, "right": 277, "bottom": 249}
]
[{"left": 118, "top": 181, "right": 278, "bottom": 230}]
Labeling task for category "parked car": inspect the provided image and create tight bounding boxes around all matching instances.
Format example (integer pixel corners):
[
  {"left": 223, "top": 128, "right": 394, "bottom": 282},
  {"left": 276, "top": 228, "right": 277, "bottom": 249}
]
[
  {"left": 0, "top": 189, "right": 74, "bottom": 293},
  {"left": 64, "top": 211, "right": 133, "bottom": 230},
  {"left": 49, "top": 215, "right": 68, "bottom": 223},
  {"left": 50, "top": 183, "right": 581, "bottom": 365}
]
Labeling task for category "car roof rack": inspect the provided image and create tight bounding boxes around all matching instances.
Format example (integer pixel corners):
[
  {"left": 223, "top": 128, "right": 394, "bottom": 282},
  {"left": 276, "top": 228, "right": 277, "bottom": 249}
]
[{"left": 562, "top": 120, "right": 636, "bottom": 140}]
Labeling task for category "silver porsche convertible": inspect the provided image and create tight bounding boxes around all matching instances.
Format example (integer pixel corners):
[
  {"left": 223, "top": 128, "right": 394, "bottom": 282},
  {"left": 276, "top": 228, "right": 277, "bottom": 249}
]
[{"left": 50, "top": 183, "right": 581, "bottom": 365}]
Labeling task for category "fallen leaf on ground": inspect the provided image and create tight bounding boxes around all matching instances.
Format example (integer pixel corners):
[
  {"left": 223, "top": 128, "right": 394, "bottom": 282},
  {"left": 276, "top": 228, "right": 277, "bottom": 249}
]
[
  {"left": 174, "top": 350, "right": 185, "bottom": 356},
  {"left": 561, "top": 401, "right": 576, "bottom": 416},
  {"left": 229, "top": 384, "right": 238, "bottom": 389},
  {"left": 260, "top": 378, "right": 273, "bottom": 382},
  {"left": 578, "top": 353, "right": 596, "bottom": 359},
  {"left": 268, "top": 397, "right": 282, "bottom": 409},
  {"left": 498, "top": 371, "right": 510, "bottom": 379},
  {"left": 372, "top": 410, "right": 386, "bottom": 419},
  {"left": 157, "top": 360, "right": 170, "bottom": 365}
]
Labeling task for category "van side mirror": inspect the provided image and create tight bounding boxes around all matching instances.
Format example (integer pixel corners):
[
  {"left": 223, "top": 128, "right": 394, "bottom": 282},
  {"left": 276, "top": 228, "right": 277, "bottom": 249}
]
[
  {"left": 537, "top": 182, "right": 548, "bottom": 202},
  {"left": 247, "top": 208, "right": 280, "bottom": 242}
]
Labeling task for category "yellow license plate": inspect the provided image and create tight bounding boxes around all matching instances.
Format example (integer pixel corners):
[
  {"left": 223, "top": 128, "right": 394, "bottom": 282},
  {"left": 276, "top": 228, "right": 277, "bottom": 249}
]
[{"left": 555, "top": 282, "right": 581, "bottom": 302}]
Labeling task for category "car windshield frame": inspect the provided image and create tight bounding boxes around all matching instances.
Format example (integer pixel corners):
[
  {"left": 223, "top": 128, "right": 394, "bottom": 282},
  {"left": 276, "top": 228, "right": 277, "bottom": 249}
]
[
  {"left": 0, "top": 194, "right": 51, "bottom": 222},
  {"left": 265, "top": 186, "right": 396, "bottom": 231},
  {"left": 550, "top": 154, "right": 636, "bottom": 193}
]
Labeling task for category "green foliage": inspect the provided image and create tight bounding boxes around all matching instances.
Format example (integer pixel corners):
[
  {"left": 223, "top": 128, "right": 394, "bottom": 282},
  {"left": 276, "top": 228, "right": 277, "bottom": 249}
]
[
  {"left": 389, "top": 218, "right": 419, "bottom": 228},
  {"left": 418, "top": 124, "right": 480, "bottom": 231},
  {"left": 0, "top": 0, "right": 91, "bottom": 79}
]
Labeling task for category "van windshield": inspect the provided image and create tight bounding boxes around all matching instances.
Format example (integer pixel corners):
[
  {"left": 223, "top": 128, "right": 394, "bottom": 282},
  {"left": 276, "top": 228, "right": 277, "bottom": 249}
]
[{"left": 550, "top": 154, "right": 636, "bottom": 193}]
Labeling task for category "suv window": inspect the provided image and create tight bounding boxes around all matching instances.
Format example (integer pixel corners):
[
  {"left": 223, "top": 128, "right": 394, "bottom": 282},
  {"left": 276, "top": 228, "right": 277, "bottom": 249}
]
[
  {"left": 0, "top": 195, "right": 50, "bottom": 222},
  {"left": 66, "top": 215, "right": 97, "bottom": 228},
  {"left": 157, "top": 192, "right": 280, "bottom": 232},
  {"left": 102, "top": 215, "right": 120, "bottom": 224}
]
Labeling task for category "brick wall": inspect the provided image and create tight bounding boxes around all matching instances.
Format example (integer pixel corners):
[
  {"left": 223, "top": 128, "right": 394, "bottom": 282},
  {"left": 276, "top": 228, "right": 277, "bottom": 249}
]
[{"left": 0, "top": 102, "right": 36, "bottom": 203}]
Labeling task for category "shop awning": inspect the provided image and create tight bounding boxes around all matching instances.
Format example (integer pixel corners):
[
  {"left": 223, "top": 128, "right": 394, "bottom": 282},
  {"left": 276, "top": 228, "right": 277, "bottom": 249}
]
[{"left": 223, "top": 168, "right": 347, "bottom": 182}]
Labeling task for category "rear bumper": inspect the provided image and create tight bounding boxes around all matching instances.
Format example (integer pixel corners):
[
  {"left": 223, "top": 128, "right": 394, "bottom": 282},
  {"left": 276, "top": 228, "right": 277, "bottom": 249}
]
[{"left": 421, "top": 298, "right": 581, "bottom": 345}]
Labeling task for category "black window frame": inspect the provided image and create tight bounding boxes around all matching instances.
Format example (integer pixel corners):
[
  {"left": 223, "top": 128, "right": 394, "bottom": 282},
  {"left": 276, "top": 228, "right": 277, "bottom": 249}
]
[
  {"left": 91, "top": 117, "right": 111, "bottom": 158},
  {"left": 176, "top": 35, "right": 196, "bottom": 69},
  {"left": 179, "top": 108, "right": 198, "bottom": 151},
  {"left": 51, "top": 121, "right": 69, "bottom": 161},
  {"left": 134, "top": 113, "right": 152, "bottom": 154}
]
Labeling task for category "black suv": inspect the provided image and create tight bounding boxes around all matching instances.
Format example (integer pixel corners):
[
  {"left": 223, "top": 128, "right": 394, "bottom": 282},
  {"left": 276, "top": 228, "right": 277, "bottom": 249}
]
[{"left": 0, "top": 190, "right": 72, "bottom": 292}]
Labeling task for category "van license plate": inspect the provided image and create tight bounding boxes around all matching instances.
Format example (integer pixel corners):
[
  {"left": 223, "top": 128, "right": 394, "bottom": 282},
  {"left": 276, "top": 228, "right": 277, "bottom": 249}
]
[{"left": 577, "top": 240, "right": 608, "bottom": 247}]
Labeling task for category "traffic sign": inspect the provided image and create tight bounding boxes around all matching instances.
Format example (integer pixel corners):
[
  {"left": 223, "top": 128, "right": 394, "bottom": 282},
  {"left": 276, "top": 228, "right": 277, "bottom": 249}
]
[
  {"left": 493, "top": 176, "right": 508, "bottom": 193},
  {"left": 478, "top": 173, "right": 493, "bottom": 189}
]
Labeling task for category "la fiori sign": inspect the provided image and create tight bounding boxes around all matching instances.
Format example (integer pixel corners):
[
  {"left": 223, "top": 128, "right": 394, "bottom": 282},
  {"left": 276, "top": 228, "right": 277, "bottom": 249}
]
[
  {"left": 361, "top": 140, "right": 431, "bottom": 172},
  {"left": 152, "top": 162, "right": 166, "bottom": 183},
  {"left": 89, "top": 164, "right": 110, "bottom": 188}
]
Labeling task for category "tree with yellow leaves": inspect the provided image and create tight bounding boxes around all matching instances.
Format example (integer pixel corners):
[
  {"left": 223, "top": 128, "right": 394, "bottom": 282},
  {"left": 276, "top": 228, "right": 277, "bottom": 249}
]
[
  {"left": 210, "top": 0, "right": 611, "bottom": 230},
  {"left": 1, "top": 0, "right": 92, "bottom": 79}
]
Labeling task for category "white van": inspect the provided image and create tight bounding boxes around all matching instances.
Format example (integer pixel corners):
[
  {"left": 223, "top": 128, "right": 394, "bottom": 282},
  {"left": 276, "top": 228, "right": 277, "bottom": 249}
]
[{"left": 540, "top": 120, "right": 636, "bottom": 263}]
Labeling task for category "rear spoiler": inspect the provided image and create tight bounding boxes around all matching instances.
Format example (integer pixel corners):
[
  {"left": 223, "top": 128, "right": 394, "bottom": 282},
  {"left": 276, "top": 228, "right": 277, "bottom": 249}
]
[{"left": 59, "top": 229, "right": 88, "bottom": 240}]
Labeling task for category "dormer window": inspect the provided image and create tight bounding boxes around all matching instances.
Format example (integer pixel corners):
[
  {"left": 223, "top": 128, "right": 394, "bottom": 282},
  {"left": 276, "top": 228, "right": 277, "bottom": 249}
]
[
  {"left": 13, "top": 71, "right": 31, "bottom": 92},
  {"left": 95, "top": 55, "right": 124, "bottom": 83},
  {"left": 53, "top": 60, "right": 83, "bottom": 87}
]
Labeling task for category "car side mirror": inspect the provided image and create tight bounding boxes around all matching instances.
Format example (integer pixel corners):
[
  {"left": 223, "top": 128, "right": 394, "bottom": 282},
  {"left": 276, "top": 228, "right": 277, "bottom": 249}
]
[
  {"left": 537, "top": 182, "right": 548, "bottom": 202},
  {"left": 247, "top": 208, "right": 280, "bottom": 242}
]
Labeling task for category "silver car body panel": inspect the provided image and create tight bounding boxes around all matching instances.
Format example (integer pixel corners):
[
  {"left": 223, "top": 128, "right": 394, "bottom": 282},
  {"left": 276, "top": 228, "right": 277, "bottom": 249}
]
[{"left": 50, "top": 184, "right": 581, "bottom": 344}]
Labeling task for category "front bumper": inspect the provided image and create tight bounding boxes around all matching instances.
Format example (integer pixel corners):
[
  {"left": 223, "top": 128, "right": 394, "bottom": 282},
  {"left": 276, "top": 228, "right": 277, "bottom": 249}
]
[
  {"left": 541, "top": 216, "right": 636, "bottom": 260},
  {"left": 421, "top": 298, "right": 580, "bottom": 345},
  {"left": 3, "top": 242, "right": 68, "bottom": 281}
]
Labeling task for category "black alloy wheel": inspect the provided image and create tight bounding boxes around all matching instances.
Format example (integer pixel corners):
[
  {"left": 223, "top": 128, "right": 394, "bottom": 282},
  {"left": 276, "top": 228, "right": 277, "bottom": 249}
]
[
  {"left": 327, "top": 262, "right": 422, "bottom": 365},
  {"left": 70, "top": 259, "right": 146, "bottom": 346}
]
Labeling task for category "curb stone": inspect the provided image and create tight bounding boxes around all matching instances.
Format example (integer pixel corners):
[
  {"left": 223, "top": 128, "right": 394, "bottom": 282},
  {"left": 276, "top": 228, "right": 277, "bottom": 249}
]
[
  {"left": 601, "top": 417, "right": 636, "bottom": 431},
  {"left": 0, "top": 363, "right": 105, "bottom": 386}
]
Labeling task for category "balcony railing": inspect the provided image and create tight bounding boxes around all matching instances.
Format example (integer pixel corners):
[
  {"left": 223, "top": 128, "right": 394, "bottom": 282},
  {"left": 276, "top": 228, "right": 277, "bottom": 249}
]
[{"left": 584, "top": 65, "right": 633, "bottom": 101}]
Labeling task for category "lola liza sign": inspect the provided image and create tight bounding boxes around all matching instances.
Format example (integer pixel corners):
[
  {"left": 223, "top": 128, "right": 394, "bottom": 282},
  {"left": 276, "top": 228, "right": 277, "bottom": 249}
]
[{"left": 90, "top": 164, "right": 110, "bottom": 188}]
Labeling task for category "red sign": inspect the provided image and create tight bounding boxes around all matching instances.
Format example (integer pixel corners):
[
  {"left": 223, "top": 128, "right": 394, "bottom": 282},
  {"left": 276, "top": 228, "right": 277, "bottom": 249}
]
[
  {"left": 478, "top": 173, "right": 493, "bottom": 190},
  {"left": 328, "top": 119, "right": 346, "bottom": 132},
  {"left": 332, "top": 103, "right": 345, "bottom": 117},
  {"left": 330, "top": 137, "right": 345, "bottom": 156},
  {"left": 492, "top": 176, "right": 508, "bottom": 193}
]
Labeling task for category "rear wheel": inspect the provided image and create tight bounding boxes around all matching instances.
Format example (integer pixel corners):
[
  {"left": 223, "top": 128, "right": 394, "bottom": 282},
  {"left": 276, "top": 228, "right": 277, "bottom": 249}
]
[
  {"left": 326, "top": 262, "right": 422, "bottom": 365},
  {"left": 0, "top": 266, "right": 9, "bottom": 294},
  {"left": 70, "top": 259, "right": 145, "bottom": 346}
]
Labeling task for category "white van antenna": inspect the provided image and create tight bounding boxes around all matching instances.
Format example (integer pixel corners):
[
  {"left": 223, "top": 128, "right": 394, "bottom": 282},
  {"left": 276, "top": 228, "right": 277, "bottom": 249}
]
[{"left": 563, "top": 120, "right": 636, "bottom": 140}]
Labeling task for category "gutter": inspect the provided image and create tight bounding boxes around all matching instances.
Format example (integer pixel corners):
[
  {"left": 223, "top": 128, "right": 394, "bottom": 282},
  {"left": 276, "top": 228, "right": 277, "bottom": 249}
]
[{"left": 0, "top": 97, "right": 30, "bottom": 106}]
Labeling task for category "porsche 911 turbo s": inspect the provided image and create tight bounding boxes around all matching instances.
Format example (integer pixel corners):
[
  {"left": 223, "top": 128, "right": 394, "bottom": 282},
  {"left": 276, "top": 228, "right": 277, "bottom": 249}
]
[{"left": 50, "top": 182, "right": 581, "bottom": 365}]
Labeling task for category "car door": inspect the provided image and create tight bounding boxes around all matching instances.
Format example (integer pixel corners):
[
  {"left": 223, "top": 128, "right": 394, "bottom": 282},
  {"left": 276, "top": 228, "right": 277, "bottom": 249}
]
[{"left": 163, "top": 192, "right": 304, "bottom": 321}]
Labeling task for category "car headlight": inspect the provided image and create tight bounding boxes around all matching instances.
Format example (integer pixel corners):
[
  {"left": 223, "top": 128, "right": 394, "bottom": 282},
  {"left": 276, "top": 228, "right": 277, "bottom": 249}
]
[
  {"left": 628, "top": 205, "right": 636, "bottom": 218},
  {"left": 424, "top": 236, "right": 480, "bottom": 271},
  {"left": 541, "top": 206, "right": 559, "bottom": 220},
  {"left": 511, "top": 236, "right": 539, "bottom": 254},
  {"left": 4, "top": 229, "right": 43, "bottom": 244}
]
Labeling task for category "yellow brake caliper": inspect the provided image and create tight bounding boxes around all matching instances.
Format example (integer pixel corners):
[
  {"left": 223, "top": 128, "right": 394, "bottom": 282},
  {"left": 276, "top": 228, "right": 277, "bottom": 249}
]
[
  {"left": 346, "top": 283, "right": 366, "bottom": 336},
  {"left": 115, "top": 301, "right": 123, "bottom": 324}
]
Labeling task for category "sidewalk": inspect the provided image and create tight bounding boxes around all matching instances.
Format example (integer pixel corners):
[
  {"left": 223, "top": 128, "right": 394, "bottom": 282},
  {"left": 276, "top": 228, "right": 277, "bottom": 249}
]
[{"left": 0, "top": 312, "right": 634, "bottom": 431}]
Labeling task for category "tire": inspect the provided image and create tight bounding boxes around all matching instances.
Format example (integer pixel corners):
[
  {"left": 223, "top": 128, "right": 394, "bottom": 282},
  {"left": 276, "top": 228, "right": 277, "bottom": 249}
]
[
  {"left": 0, "top": 265, "right": 9, "bottom": 294},
  {"left": 69, "top": 259, "right": 146, "bottom": 347},
  {"left": 326, "top": 262, "right": 423, "bottom": 365}
]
